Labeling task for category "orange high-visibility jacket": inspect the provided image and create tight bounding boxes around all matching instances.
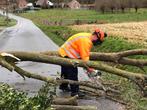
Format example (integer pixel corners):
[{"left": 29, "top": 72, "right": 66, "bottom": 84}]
[{"left": 58, "top": 33, "right": 92, "bottom": 61}]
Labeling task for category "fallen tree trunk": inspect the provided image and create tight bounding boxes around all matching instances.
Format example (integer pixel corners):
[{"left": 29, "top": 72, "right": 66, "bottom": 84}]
[
  {"left": 42, "top": 49, "right": 147, "bottom": 67},
  {"left": 4, "top": 49, "right": 147, "bottom": 68},
  {"left": 0, "top": 50, "right": 147, "bottom": 95},
  {"left": 1, "top": 51, "right": 147, "bottom": 95},
  {"left": 7, "top": 51, "right": 147, "bottom": 80},
  {"left": 50, "top": 105, "right": 97, "bottom": 110}
]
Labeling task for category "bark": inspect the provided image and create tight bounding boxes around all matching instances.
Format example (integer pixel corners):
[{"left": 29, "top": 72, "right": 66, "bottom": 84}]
[
  {"left": 0, "top": 56, "right": 14, "bottom": 71},
  {"left": 52, "top": 95, "right": 78, "bottom": 105},
  {"left": 0, "top": 56, "right": 25, "bottom": 79},
  {"left": 50, "top": 105, "right": 97, "bottom": 110},
  {"left": 80, "top": 86, "right": 104, "bottom": 96}
]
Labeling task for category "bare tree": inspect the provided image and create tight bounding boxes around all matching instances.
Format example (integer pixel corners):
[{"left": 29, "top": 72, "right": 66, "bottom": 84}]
[
  {"left": 142, "top": 0, "right": 147, "bottom": 8},
  {"left": 95, "top": 0, "right": 107, "bottom": 13},
  {"left": 107, "top": 0, "right": 116, "bottom": 13},
  {"left": 132, "top": 0, "right": 143, "bottom": 13},
  {"left": 118, "top": 0, "right": 128, "bottom": 13}
]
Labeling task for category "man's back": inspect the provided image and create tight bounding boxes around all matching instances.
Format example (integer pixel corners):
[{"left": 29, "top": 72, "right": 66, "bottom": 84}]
[{"left": 58, "top": 33, "right": 92, "bottom": 61}]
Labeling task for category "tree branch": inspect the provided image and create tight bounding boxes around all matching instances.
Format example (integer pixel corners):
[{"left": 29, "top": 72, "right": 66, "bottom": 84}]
[
  {"left": 50, "top": 105, "right": 97, "bottom": 110},
  {"left": 1, "top": 50, "right": 147, "bottom": 95}
]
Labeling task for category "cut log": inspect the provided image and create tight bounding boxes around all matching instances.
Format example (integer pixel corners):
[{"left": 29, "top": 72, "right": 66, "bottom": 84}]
[
  {"left": 52, "top": 95, "right": 78, "bottom": 105},
  {"left": 50, "top": 105, "right": 97, "bottom": 110}
]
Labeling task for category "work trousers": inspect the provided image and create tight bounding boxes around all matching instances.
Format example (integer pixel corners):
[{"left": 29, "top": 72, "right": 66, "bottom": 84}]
[{"left": 60, "top": 65, "right": 79, "bottom": 94}]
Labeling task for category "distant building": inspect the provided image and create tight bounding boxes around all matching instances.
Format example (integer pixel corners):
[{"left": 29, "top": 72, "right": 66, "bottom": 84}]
[
  {"left": 36, "top": 0, "right": 53, "bottom": 8},
  {"left": 17, "top": 0, "right": 27, "bottom": 8},
  {"left": 0, "top": 0, "right": 27, "bottom": 10},
  {"left": 67, "top": 0, "right": 81, "bottom": 9}
]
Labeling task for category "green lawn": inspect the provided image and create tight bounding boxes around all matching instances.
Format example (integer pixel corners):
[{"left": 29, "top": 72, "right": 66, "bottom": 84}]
[
  {"left": 0, "top": 16, "right": 16, "bottom": 27},
  {"left": 21, "top": 8, "right": 147, "bottom": 25},
  {"left": 20, "top": 9, "right": 147, "bottom": 110}
]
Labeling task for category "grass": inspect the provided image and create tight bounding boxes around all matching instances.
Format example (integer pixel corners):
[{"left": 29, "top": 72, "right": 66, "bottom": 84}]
[
  {"left": 0, "top": 16, "right": 16, "bottom": 28},
  {"left": 20, "top": 9, "right": 147, "bottom": 110},
  {"left": 21, "top": 8, "right": 147, "bottom": 25},
  {"left": 37, "top": 25, "right": 147, "bottom": 110}
]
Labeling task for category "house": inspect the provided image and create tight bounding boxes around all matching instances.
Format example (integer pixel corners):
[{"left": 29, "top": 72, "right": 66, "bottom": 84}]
[
  {"left": 36, "top": 0, "right": 54, "bottom": 8},
  {"left": 67, "top": 0, "right": 81, "bottom": 9},
  {"left": 0, "top": 0, "right": 10, "bottom": 10},
  {"left": 0, "top": 0, "right": 27, "bottom": 10},
  {"left": 17, "top": 0, "right": 27, "bottom": 9}
]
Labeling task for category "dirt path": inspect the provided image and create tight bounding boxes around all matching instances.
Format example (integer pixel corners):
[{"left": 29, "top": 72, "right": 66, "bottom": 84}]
[{"left": 71, "top": 21, "right": 147, "bottom": 45}]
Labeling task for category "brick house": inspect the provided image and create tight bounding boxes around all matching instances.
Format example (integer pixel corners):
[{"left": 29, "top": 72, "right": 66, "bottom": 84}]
[
  {"left": 17, "top": 0, "right": 27, "bottom": 8},
  {"left": 67, "top": 0, "right": 81, "bottom": 9},
  {"left": 0, "top": 0, "right": 27, "bottom": 10}
]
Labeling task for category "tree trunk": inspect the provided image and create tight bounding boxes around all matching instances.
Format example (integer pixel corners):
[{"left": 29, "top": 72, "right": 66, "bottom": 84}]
[
  {"left": 8, "top": 51, "right": 147, "bottom": 81},
  {"left": 1, "top": 50, "right": 147, "bottom": 95}
]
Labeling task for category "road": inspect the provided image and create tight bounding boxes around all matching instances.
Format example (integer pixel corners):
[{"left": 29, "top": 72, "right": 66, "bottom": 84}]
[
  {"left": 0, "top": 12, "right": 87, "bottom": 96},
  {"left": 0, "top": 12, "right": 62, "bottom": 95},
  {"left": 0, "top": 12, "right": 124, "bottom": 110}
]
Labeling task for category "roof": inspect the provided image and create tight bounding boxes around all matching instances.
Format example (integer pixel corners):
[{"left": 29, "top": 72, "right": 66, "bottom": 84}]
[
  {"left": 67, "top": 0, "right": 80, "bottom": 5},
  {"left": 36, "top": 0, "right": 53, "bottom": 6},
  {"left": 67, "top": 0, "right": 81, "bottom": 9}
]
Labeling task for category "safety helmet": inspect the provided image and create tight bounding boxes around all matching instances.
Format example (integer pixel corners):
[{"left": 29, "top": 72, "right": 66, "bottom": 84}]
[{"left": 93, "top": 28, "right": 107, "bottom": 41}]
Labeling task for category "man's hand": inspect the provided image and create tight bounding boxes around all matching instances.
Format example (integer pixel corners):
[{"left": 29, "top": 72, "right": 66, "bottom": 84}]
[
  {"left": 87, "top": 68, "right": 95, "bottom": 73},
  {"left": 86, "top": 68, "right": 102, "bottom": 78}
]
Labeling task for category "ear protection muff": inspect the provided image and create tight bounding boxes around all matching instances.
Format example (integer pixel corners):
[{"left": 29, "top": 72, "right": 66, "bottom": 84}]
[
  {"left": 93, "top": 31, "right": 102, "bottom": 41},
  {"left": 93, "top": 29, "right": 107, "bottom": 42}
]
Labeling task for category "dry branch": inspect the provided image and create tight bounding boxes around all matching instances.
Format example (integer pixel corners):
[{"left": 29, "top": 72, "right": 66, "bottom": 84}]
[
  {"left": 0, "top": 56, "right": 14, "bottom": 71},
  {"left": 50, "top": 105, "right": 97, "bottom": 110}
]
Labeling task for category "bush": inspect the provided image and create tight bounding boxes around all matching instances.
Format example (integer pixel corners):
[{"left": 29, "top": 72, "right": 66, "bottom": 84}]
[{"left": 0, "top": 83, "right": 54, "bottom": 110}]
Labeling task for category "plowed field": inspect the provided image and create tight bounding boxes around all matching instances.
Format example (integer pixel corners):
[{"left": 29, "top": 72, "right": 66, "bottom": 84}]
[{"left": 71, "top": 21, "right": 147, "bottom": 45}]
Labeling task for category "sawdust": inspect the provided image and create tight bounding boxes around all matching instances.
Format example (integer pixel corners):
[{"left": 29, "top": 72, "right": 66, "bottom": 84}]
[
  {"left": 71, "top": 21, "right": 147, "bottom": 45},
  {"left": 0, "top": 27, "right": 4, "bottom": 32}
]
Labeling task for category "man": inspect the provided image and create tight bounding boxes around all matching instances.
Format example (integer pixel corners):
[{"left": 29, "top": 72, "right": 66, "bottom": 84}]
[{"left": 58, "top": 28, "right": 107, "bottom": 97}]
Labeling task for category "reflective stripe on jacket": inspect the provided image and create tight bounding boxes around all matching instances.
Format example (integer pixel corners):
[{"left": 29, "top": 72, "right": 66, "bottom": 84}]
[{"left": 58, "top": 33, "right": 92, "bottom": 61}]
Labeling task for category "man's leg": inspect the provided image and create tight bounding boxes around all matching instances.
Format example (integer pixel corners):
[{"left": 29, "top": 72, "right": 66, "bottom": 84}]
[
  {"left": 68, "top": 66, "right": 79, "bottom": 96},
  {"left": 59, "top": 65, "right": 70, "bottom": 91}
]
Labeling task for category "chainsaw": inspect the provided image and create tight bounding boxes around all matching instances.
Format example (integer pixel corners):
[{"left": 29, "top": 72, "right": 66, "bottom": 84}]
[{"left": 85, "top": 69, "right": 106, "bottom": 92}]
